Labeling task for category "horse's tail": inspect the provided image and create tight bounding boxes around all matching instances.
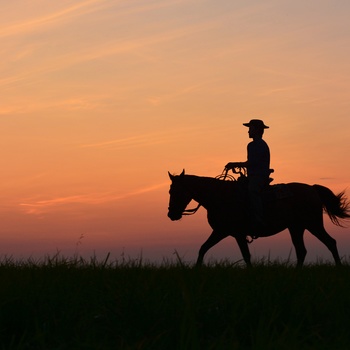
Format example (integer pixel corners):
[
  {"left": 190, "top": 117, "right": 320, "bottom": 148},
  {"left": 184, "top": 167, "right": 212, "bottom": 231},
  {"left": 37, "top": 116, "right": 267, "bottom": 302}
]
[{"left": 313, "top": 184, "right": 350, "bottom": 226}]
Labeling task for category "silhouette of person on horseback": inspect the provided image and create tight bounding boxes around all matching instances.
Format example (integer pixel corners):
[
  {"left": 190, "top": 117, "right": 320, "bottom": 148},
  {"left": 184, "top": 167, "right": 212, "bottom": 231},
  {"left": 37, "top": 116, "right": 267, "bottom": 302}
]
[
  {"left": 168, "top": 118, "right": 349, "bottom": 265},
  {"left": 225, "top": 119, "right": 271, "bottom": 237}
]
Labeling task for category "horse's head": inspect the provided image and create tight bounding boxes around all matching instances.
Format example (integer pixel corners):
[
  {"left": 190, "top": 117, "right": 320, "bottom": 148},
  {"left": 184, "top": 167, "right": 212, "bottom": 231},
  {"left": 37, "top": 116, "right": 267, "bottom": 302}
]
[{"left": 167, "top": 170, "right": 192, "bottom": 221}]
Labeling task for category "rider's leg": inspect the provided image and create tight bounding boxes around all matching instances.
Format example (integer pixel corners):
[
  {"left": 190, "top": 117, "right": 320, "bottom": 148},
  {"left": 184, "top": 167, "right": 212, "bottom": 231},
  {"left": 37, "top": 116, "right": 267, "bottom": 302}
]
[
  {"left": 248, "top": 176, "right": 266, "bottom": 236},
  {"left": 248, "top": 176, "right": 265, "bottom": 225}
]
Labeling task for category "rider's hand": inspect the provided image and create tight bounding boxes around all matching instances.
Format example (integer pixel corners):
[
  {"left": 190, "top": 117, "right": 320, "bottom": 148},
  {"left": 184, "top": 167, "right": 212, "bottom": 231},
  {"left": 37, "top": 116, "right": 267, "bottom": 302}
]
[
  {"left": 225, "top": 162, "right": 235, "bottom": 170},
  {"left": 225, "top": 162, "right": 244, "bottom": 170}
]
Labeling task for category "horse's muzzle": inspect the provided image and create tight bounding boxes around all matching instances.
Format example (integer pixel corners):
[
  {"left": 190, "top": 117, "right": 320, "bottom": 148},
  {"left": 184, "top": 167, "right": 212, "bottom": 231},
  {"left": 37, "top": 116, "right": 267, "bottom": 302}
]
[{"left": 167, "top": 211, "right": 182, "bottom": 221}]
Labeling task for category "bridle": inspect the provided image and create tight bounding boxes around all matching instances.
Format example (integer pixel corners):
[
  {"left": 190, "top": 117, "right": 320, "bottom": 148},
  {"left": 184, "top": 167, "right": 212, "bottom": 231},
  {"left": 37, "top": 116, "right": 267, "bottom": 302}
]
[{"left": 182, "top": 203, "right": 202, "bottom": 215}]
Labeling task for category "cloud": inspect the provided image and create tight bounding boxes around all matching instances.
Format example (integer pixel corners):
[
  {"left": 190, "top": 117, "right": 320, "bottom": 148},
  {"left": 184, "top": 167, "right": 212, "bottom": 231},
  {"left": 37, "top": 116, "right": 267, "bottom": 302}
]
[
  {"left": 79, "top": 132, "right": 178, "bottom": 150},
  {"left": 19, "top": 182, "right": 168, "bottom": 215},
  {"left": 0, "top": 6, "right": 218, "bottom": 91},
  {"left": 0, "top": 0, "right": 197, "bottom": 40},
  {"left": 79, "top": 125, "right": 221, "bottom": 150},
  {"left": 0, "top": 0, "right": 104, "bottom": 38}
]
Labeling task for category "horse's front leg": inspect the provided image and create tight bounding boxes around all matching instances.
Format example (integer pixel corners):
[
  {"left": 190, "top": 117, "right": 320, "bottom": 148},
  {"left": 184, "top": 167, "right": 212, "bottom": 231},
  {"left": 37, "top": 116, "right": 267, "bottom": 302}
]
[
  {"left": 235, "top": 235, "right": 252, "bottom": 267},
  {"left": 196, "top": 230, "right": 226, "bottom": 267}
]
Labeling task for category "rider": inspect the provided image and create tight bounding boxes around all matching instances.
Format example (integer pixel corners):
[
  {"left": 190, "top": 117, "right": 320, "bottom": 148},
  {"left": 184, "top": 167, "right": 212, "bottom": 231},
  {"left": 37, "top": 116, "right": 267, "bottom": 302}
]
[{"left": 225, "top": 119, "right": 271, "bottom": 236}]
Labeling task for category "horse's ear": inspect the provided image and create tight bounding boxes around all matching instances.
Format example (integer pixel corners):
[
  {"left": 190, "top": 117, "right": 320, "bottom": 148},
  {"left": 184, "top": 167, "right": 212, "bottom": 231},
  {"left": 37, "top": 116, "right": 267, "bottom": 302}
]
[{"left": 168, "top": 170, "right": 185, "bottom": 180}]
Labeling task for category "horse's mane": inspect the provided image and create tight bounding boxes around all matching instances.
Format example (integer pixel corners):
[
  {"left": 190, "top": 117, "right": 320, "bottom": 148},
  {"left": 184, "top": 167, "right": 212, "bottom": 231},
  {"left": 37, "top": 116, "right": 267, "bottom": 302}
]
[
  {"left": 182, "top": 174, "right": 240, "bottom": 198},
  {"left": 183, "top": 174, "right": 237, "bottom": 187}
]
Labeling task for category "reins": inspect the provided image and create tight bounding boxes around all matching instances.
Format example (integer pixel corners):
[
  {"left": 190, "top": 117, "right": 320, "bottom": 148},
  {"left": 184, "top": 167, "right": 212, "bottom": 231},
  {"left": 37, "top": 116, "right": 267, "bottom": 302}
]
[
  {"left": 182, "top": 168, "right": 236, "bottom": 216},
  {"left": 215, "top": 168, "right": 235, "bottom": 181},
  {"left": 182, "top": 204, "right": 202, "bottom": 215}
]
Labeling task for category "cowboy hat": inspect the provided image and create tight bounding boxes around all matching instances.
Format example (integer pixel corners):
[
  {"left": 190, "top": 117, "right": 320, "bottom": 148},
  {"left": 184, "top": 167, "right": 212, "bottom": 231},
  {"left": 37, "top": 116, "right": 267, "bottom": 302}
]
[{"left": 243, "top": 119, "right": 269, "bottom": 129}]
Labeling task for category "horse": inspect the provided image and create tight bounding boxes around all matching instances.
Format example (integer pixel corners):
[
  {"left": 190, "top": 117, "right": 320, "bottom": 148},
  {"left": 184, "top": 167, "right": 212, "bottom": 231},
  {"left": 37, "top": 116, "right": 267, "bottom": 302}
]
[{"left": 167, "top": 169, "right": 350, "bottom": 267}]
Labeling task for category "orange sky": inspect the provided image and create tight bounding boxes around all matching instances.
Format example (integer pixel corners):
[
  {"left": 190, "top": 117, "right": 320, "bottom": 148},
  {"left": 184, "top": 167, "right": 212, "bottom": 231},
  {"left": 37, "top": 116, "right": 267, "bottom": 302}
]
[{"left": 1, "top": 0, "right": 350, "bottom": 263}]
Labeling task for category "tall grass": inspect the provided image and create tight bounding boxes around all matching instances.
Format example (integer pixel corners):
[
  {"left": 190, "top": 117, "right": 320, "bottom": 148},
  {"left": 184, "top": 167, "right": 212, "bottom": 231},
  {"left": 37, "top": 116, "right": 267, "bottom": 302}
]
[{"left": 0, "top": 254, "right": 350, "bottom": 349}]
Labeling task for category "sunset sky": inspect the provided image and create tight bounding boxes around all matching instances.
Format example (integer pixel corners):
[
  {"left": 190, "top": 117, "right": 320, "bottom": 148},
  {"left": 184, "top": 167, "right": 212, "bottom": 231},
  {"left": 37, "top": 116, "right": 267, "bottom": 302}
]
[{"left": 1, "top": 0, "right": 350, "bottom": 263}]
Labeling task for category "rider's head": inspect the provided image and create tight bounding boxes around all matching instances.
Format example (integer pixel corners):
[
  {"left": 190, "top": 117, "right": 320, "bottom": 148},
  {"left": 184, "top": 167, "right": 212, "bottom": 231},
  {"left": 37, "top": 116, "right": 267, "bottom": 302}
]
[{"left": 243, "top": 119, "right": 269, "bottom": 139}]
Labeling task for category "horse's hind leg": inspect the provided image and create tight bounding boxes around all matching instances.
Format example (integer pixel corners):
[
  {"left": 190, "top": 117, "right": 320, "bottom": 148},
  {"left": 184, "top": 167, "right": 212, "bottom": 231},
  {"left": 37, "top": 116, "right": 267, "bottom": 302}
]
[
  {"left": 288, "top": 226, "right": 307, "bottom": 267},
  {"left": 196, "top": 230, "right": 226, "bottom": 266},
  {"left": 308, "top": 224, "right": 341, "bottom": 265}
]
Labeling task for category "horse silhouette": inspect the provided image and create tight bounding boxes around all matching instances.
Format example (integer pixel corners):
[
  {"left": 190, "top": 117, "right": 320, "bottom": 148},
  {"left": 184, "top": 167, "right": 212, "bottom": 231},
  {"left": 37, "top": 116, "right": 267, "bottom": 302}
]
[{"left": 167, "top": 169, "right": 350, "bottom": 267}]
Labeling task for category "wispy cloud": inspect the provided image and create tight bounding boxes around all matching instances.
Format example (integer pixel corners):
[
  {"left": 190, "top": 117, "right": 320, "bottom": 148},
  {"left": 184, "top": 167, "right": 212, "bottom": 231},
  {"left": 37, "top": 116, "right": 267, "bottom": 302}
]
[
  {"left": 1, "top": 15, "right": 218, "bottom": 91},
  {"left": 0, "top": 0, "right": 198, "bottom": 40},
  {"left": 58, "top": 18, "right": 217, "bottom": 65},
  {"left": 19, "top": 182, "right": 168, "bottom": 215},
  {"left": 79, "top": 135, "right": 160, "bottom": 149},
  {"left": 79, "top": 125, "right": 221, "bottom": 150},
  {"left": 0, "top": 0, "right": 104, "bottom": 38}
]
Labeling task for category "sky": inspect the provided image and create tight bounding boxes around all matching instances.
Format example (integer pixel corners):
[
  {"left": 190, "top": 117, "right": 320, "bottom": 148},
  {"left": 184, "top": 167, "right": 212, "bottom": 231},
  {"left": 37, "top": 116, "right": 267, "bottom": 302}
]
[{"left": 1, "top": 0, "right": 350, "bottom": 264}]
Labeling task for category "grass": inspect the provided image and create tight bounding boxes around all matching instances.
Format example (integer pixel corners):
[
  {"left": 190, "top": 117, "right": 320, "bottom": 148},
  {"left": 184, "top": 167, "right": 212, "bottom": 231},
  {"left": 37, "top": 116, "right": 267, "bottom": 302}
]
[{"left": 0, "top": 254, "right": 350, "bottom": 349}]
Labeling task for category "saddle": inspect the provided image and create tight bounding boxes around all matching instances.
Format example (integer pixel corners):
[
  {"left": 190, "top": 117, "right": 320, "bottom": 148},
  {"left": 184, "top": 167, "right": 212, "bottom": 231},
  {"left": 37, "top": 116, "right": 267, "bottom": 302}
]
[{"left": 234, "top": 169, "right": 293, "bottom": 201}]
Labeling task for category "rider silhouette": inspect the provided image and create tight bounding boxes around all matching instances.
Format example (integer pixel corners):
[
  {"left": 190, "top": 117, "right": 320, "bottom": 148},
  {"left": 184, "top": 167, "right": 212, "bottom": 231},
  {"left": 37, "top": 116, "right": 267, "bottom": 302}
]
[{"left": 225, "top": 119, "right": 271, "bottom": 236}]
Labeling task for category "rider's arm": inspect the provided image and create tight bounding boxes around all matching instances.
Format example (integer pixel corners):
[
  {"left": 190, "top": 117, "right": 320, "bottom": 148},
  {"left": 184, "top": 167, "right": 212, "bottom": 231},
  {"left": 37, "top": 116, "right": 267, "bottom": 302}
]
[{"left": 225, "top": 161, "right": 248, "bottom": 170}]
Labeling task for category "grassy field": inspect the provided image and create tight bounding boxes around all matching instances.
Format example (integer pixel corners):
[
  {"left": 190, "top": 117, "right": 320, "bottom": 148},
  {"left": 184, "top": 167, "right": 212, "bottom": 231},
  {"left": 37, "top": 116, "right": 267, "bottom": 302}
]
[{"left": 1, "top": 255, "right": 350, "bottom": 350}]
